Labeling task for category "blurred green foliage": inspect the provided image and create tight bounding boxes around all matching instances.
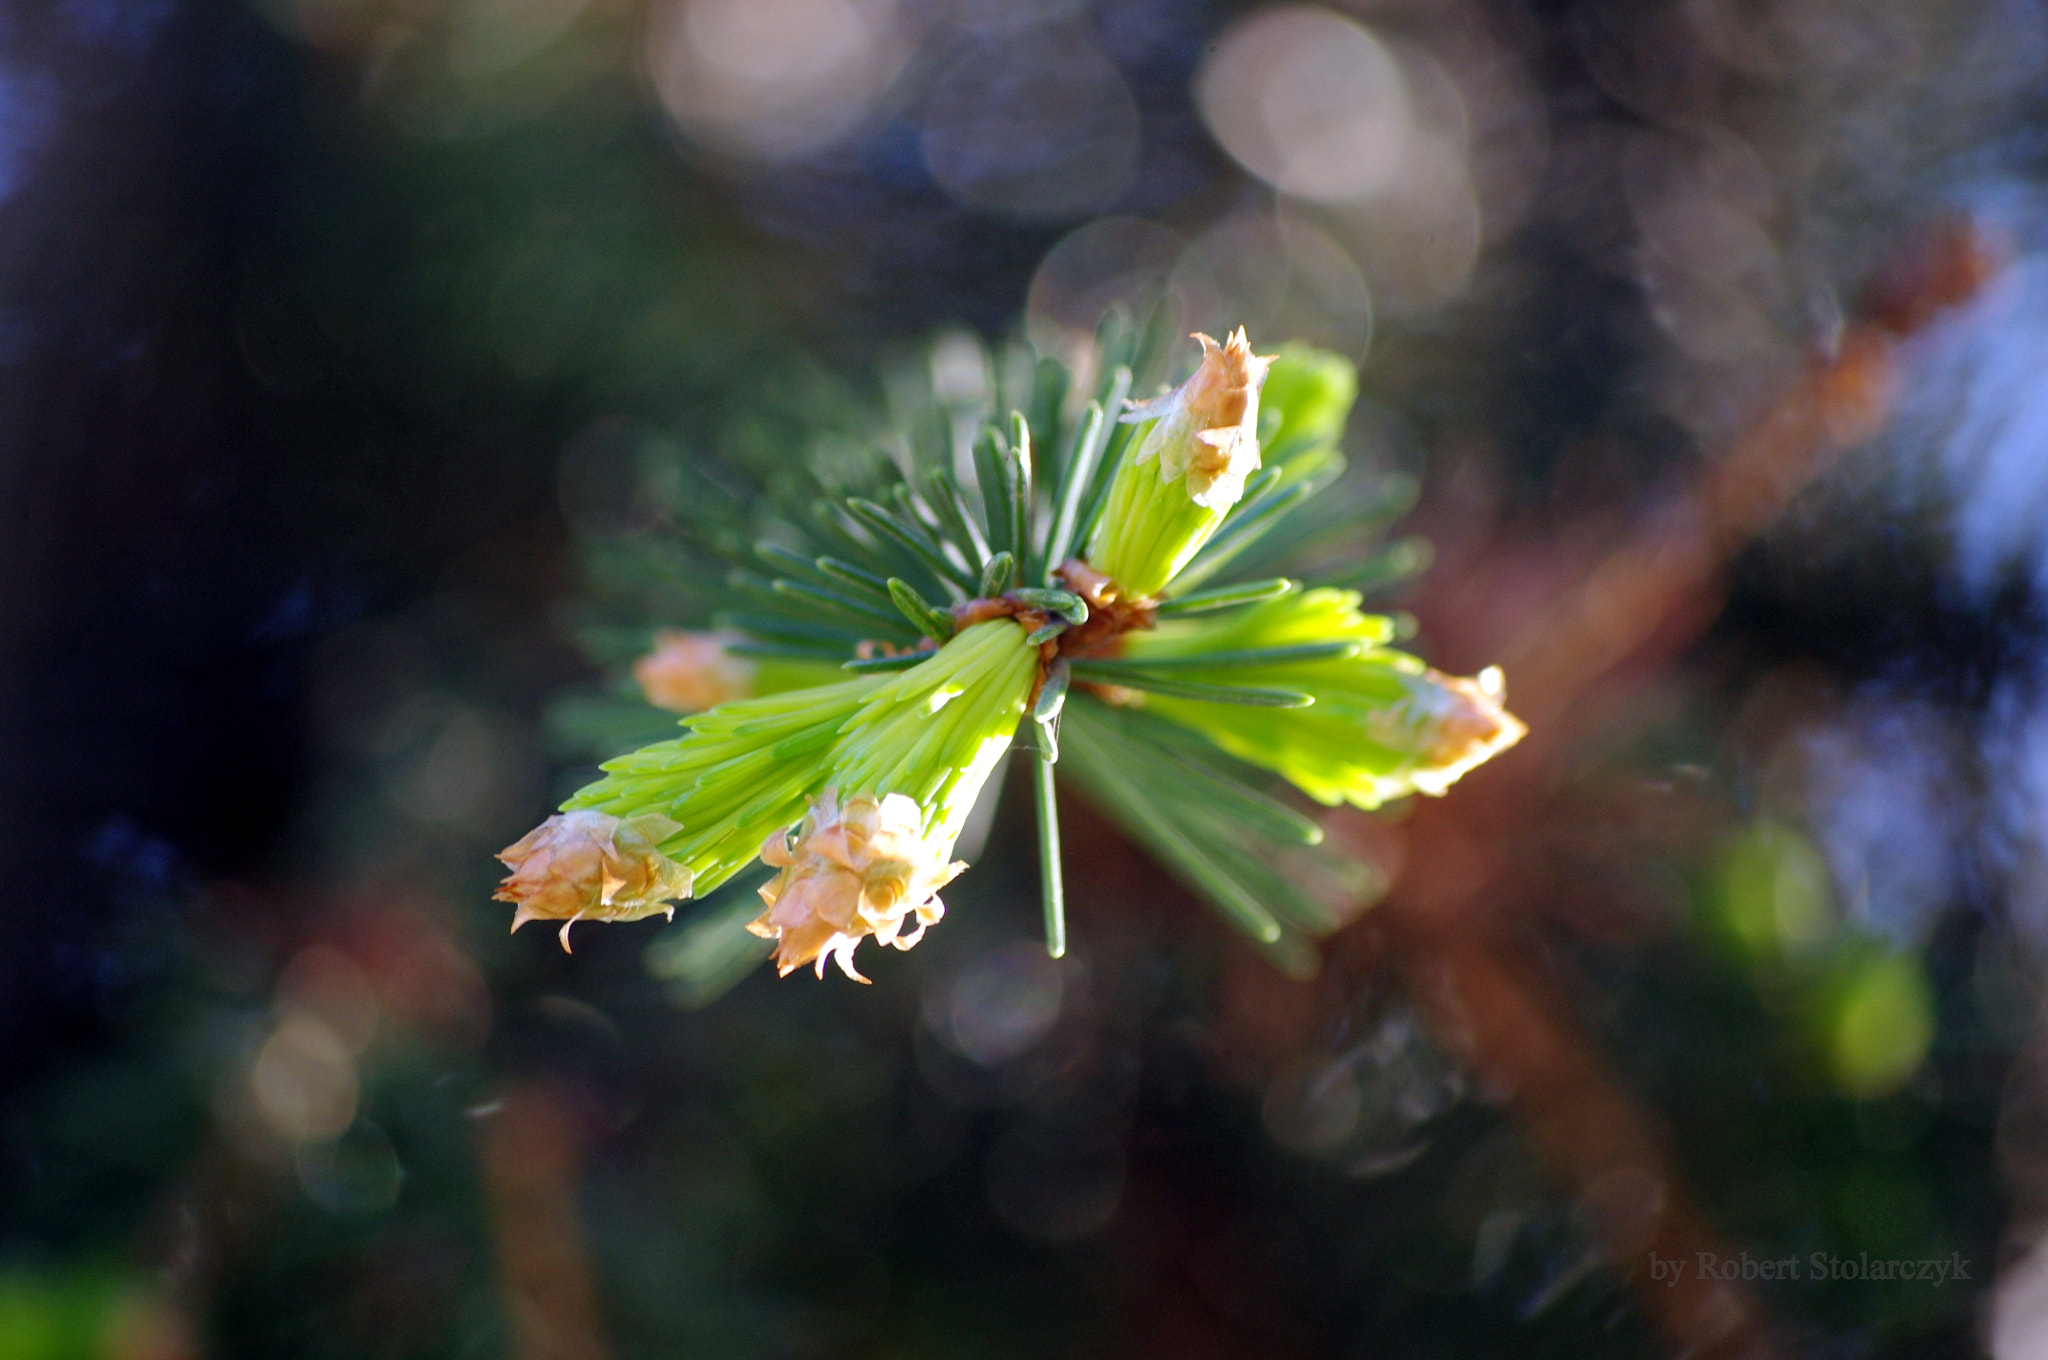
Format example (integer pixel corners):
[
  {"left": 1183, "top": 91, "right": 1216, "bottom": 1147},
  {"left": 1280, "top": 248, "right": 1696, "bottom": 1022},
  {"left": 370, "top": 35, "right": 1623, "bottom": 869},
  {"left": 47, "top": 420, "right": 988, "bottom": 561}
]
[{"left": 3, "top": 0, "right": 2040, "bottom": 1356}]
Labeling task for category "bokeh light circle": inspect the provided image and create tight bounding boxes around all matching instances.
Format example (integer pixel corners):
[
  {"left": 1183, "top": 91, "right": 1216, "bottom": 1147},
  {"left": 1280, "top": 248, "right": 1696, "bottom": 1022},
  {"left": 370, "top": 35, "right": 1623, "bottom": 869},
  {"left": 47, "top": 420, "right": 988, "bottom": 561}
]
[
  {"left": 1313, "top": 130, "right": 1482, "bottom": 315},
  {"left": 1196, "top": 6, "right": 1413, "bottom": 204},
  {"left": 940, "top": 943, "right": 1064, "bottom": 1067},
  {"left": 1170, "top": 209, "right": 1373, "bottom": 360},
  {"left": 1025, "top": 216, "right": 1184, "bottom": 373},
  {"left": 251, "top": 1017, "right": 360, "bottom": 1142},
  {"left": 645, "top": 0, "right": 906, "bottom": 162}
]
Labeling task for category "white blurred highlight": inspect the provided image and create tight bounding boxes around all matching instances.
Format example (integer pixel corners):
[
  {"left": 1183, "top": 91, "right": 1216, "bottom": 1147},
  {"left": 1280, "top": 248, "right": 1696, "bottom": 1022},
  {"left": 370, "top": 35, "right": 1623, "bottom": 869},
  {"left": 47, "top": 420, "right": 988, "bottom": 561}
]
[
  {"left": 1197, "top": 7, "right": 1412, "bottom": 204},
  {"left": 1195, "top": 5, "right": 1532, "bottom": 316},
  {"left": 1993, "top": 1236, "right": 2048, "bottom": 1360},
  {"left": 646, "top": 0, "right": 906, "bottom": 161},
  {"left": 251, "top": 1015, "right": 360, "bottom": 1142}
]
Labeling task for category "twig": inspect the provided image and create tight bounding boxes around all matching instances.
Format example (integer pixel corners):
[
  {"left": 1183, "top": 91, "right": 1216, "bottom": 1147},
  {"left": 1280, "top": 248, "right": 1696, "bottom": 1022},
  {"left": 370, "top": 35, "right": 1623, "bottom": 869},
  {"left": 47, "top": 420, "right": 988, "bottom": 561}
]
[{"left": 1335, "top": 218, "right": 2000, "bottom": 1360}]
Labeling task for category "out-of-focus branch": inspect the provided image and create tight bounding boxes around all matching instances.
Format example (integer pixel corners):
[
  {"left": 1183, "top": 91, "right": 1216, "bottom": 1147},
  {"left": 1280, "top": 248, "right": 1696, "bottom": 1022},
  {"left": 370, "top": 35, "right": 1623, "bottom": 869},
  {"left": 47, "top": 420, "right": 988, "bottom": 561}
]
[
  {"left": 1507, "top": 218, "right": 2000, "bottom": 730},
  {"left": 477, "top": 1084, "right": 612, "bottom": 1360},
  {"left": 1334, "top": 219, "right": 2000, "bottom": 1360}
]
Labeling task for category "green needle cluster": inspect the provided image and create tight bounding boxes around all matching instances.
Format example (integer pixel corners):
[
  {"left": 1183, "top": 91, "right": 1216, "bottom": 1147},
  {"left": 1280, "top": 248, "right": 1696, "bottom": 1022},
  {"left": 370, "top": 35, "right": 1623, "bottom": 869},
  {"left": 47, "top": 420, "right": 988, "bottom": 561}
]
[
  {"left": 1122, "top": 588, "right": 1526, "bottom": 809},
  {"left": 511, "top": 309, "right": 1525, "bottom": 985}
]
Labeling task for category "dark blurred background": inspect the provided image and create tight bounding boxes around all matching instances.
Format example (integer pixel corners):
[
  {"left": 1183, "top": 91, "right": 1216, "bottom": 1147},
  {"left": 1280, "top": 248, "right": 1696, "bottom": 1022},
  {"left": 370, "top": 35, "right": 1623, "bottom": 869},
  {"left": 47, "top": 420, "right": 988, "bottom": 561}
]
[{"left": 7, "top": 0, "right": 2048, "bottom": 1355}]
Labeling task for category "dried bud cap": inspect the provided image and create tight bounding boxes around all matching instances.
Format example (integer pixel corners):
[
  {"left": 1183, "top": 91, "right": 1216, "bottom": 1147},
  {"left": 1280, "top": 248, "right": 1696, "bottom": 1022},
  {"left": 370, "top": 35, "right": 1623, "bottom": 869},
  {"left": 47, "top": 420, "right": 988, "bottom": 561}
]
[
  {"left": 634, "top": 630, "right": 755, "bottom": 713},
  {"left": 495, "top": 810, "right": 693, "bottom": 952},
  {"left": 1089, "top": 327, "right": 1276, "bottom": 599},
  {"left": 747, "top": 790, "right": 965, "bottom": 982},
  {"left": 1143, "top": 327, "right": 1272, "bottom": 511},
  {"left": 1402, "top": 666, "right": 1528, "bottom": 796}
]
